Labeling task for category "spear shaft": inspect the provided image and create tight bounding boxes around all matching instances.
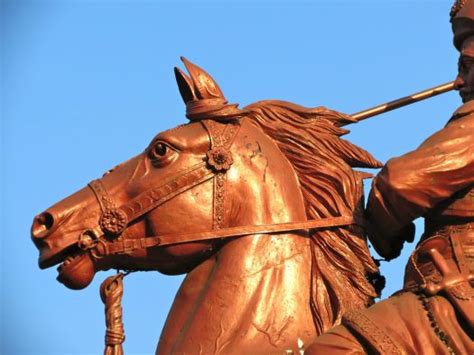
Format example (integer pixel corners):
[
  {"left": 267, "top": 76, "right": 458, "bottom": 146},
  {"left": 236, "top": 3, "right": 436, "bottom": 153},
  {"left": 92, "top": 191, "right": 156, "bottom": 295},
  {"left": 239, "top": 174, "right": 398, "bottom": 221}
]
[{"left": 351, "top": 81, "right": 455, "bottom": 122}]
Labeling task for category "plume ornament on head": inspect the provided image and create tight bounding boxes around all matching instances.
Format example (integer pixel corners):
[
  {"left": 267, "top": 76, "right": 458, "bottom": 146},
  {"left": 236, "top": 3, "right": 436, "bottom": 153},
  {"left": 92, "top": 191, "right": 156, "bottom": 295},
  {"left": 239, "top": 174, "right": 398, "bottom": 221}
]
[
  {"left": 451, "top": 0, "right": 474, "bottom": 50},
  {"left": 174, "top": 57, "right": 243, "bottom": 121}
]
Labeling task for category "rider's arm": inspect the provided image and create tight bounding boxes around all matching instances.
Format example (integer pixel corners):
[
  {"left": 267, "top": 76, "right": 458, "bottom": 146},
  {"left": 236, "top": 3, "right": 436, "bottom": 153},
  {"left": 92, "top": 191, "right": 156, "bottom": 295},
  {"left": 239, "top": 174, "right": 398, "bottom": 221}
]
[{"left": 366, "top": 113, "right": 474, "bottom": 259}]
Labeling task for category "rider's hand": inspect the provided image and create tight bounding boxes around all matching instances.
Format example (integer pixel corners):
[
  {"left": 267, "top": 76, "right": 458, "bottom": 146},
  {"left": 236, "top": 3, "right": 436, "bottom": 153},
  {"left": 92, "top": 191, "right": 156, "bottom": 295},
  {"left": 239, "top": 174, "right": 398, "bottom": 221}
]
[
  {"left": 383, "top": 222, "right": 416, "bottom": 261},
  {"left": 368, "top": 222, "right": 415, "bottom": 261}
]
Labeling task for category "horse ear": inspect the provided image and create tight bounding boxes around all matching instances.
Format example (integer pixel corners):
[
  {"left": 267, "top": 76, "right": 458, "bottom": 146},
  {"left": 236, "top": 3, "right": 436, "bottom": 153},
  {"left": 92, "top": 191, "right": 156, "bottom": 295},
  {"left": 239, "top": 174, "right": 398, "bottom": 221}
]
[
  {"left": 174, "top": 67, "right": 196, "bottom": 104},
  {"left": 180, "top": 57, "right": 226, "bottom": 100}
]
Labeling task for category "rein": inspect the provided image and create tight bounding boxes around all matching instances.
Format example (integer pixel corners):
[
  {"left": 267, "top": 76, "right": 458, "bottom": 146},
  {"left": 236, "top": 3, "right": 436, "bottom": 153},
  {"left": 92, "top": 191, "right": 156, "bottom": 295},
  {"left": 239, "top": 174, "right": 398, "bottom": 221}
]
[{"left": 98, "top": 215, "right": 362, "bottom": 256}]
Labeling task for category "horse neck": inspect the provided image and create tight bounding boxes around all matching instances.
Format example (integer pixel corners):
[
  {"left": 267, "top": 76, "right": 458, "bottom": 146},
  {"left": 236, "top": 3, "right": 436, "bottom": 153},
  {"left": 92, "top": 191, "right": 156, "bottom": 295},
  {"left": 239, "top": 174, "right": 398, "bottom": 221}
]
[
  {"left": 158, "top": 123, "right": 318, "bottom": 353},
  {"left": 163, "top": 231, "right": 316, "bottom": 354}
]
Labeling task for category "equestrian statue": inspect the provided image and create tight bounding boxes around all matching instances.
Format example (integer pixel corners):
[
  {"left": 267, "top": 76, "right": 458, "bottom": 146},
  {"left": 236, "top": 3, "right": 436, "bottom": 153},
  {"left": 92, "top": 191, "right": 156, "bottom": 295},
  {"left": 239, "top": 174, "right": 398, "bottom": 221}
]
[
  {"left": 31, "top": 57, "right": 384, "bottom": 353},
  {"left": 31, "top": 2, "right": 473, "bottom": 354}
]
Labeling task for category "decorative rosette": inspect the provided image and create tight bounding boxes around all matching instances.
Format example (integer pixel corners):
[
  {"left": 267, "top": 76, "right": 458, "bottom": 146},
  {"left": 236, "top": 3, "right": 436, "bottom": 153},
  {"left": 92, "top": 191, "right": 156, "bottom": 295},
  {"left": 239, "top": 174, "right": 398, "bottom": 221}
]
[
  {"left": 206, "top": 146, "right": 233, "bottom": 171},
  {"left": 100, "top": 208, "right": 128, "bottom": 236}
]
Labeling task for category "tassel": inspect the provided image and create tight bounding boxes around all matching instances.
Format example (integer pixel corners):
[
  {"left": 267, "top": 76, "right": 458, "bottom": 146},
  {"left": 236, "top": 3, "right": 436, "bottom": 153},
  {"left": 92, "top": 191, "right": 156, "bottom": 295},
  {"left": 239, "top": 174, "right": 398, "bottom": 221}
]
[{"left": 100, "top": 273, "right": 126, "bottom": 355}]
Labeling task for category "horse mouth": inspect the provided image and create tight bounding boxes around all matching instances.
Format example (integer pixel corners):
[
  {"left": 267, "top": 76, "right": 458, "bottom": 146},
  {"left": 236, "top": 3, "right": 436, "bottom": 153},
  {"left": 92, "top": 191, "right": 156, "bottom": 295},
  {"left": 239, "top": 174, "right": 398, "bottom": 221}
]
[
  {"left": 44, "top": 245, "right": 96, "bottom": 290},
  {"left": 39, "top": 244, "right": 87, "bottom": 274},
  {"left": 38, "top": 244, "right": 80, "bottom": 269},
  {"left": 34, "top": 226, "right": 97, "bottom": 289},
  {"left": 56, "top": 248, "right": 85, "bottom": 274}
]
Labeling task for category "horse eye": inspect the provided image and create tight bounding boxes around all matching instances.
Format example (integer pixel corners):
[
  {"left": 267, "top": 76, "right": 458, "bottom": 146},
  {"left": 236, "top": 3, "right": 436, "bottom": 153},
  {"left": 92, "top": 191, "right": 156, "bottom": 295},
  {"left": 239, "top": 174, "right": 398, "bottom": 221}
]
[
  {"left": 153, "top": 143, "right": 167, "bottom": 157},
  {"left": 148, "top": 141, "right": 176, "bottom": 166}
]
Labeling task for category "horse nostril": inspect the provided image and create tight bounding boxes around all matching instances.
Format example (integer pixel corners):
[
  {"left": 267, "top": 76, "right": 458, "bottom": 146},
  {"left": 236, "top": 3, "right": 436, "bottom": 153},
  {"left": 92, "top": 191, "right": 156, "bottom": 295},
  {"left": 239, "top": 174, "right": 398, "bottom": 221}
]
[{"left": 32, "top": 212, "right": 55, "bottom": 239}]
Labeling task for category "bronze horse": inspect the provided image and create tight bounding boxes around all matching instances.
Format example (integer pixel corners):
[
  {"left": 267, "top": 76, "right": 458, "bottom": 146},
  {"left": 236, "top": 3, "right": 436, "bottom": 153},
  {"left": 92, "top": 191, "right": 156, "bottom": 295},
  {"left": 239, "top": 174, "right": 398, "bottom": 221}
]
[{"left": 31, "top": 58, "right": 382, "bottom": 353}]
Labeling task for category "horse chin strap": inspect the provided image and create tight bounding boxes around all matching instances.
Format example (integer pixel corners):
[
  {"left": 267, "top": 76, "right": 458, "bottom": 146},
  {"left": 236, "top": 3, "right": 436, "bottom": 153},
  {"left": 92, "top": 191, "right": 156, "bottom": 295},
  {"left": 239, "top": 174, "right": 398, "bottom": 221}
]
[{"left": 80, "top": 118, "right": 364, "bottom": 354}]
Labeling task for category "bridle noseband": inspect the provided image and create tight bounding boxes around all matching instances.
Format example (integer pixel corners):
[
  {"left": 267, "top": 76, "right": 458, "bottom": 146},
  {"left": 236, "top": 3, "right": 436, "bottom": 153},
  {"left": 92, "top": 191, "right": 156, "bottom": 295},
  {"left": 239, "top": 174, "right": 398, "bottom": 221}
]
[{"left": 79, "top": 118, "right": 364, "bottom": 260}]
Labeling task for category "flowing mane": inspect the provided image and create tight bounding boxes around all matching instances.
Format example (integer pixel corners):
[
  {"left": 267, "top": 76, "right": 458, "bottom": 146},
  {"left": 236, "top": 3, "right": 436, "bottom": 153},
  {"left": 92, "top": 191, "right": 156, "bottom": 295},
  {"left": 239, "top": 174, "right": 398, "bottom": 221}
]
[{"left": 243, "top": 100, "right": 383, "bottom": 333}]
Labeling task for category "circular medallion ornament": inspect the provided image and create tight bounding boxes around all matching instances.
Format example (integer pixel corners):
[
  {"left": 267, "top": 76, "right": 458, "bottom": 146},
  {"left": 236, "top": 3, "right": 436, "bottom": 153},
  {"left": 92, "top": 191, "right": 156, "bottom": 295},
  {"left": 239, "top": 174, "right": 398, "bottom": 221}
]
[
  {"left": 206, "top": 147, "right": 233, "bottom": 171},
  {"left": 100, "top": 208, "right": 128, "bottom": 236}
]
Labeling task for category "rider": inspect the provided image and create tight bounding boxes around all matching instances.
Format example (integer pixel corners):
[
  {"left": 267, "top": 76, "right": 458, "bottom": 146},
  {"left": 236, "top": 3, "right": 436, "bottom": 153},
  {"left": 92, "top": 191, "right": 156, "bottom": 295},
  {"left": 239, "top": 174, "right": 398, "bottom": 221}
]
[{"left": 306, "top": 1, "right": 473, "bottom": 353}]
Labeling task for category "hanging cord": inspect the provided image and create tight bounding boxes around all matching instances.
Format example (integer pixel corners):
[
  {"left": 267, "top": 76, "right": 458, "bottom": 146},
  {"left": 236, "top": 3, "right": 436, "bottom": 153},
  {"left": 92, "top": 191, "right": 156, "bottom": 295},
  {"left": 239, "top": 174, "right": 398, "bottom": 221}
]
[{"left": 100, "top": 271, "right": 132, "bottom": 355}]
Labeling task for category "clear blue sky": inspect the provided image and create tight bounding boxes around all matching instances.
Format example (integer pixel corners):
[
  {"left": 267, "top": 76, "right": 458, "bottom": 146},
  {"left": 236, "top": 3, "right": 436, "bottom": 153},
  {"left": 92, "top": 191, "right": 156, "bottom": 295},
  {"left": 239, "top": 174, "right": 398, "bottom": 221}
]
[{"left": 1, "top": 1, "right": 460, "bottom": 354}]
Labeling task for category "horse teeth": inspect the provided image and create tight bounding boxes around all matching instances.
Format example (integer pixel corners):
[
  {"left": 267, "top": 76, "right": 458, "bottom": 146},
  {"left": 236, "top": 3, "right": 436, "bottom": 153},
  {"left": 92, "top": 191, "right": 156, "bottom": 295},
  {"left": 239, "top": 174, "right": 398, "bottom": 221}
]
[{"left": 60, "top": 253, "right": 82, "bottom": 269}]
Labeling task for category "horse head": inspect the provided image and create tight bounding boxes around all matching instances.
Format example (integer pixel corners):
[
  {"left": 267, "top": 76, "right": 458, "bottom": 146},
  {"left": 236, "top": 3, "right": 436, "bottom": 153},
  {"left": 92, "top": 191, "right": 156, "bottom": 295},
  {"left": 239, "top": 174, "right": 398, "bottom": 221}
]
[{"left": 32, "top": 58, "right": 383, "bottom": 353}]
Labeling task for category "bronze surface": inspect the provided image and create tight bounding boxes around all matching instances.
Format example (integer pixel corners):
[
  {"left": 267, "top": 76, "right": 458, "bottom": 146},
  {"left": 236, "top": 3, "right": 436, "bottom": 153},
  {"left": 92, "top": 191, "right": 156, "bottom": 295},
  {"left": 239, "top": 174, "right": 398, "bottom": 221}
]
[
  {"left": 307, "top": 2, "right": 474, "bottom": 353},
  {"left": 31, "top": 58, "right": 383, "bottom": 353}
]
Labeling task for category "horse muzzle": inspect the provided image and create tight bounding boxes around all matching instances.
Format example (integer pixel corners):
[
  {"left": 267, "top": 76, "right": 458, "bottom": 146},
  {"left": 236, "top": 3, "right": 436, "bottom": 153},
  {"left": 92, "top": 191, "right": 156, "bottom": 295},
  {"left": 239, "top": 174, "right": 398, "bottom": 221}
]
[
  {"left": 31, "top": 210, "right": 74, "bottom": 269},
  {"left": 31, "top": 186, "right": 100, "bottom": 269}
]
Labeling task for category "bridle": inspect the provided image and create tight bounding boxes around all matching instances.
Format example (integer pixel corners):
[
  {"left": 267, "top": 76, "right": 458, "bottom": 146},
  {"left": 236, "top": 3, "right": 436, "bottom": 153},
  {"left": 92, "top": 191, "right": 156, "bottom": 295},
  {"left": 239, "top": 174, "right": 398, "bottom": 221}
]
[{"left": 78, "top": 118, "right": 364, "bottom": 260}]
